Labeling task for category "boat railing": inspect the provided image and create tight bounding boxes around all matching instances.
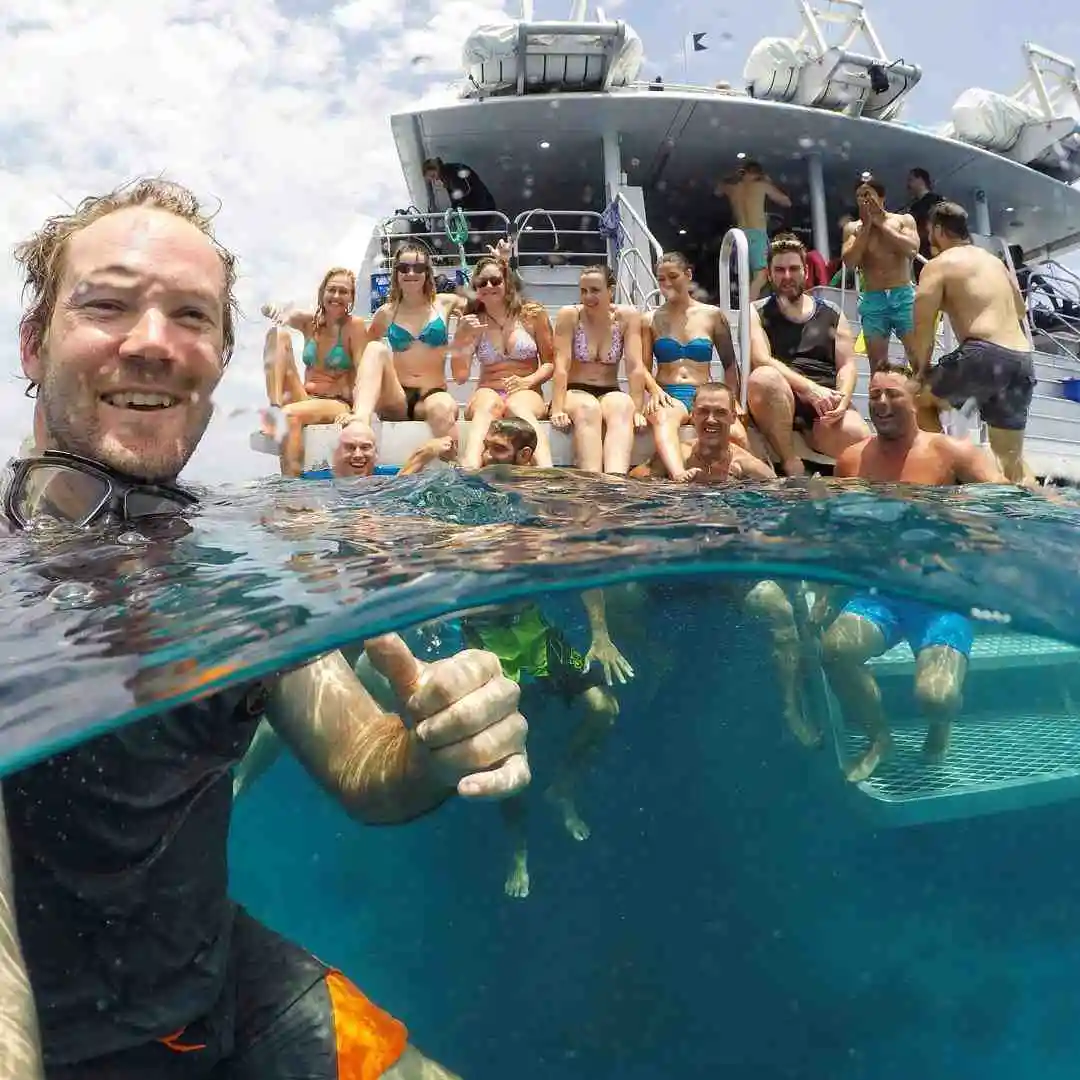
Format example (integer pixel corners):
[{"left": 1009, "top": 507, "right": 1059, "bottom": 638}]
[
  {"left": 375, "top": 209, "right": 513, "bottom": 273},
  {"left": 611, "top": 192, "right": 664, "bottom": 262},
  {"left": 615, "top": 244, "right": 662, "bottom": 311},
  {"left": 718, "top": 228, "right": 752, "bottom": 410},
  {"left": 608, "top": 191, "right": 662, "bottom": 310},
  {"left": 511, "top": 209, "right": 608, "bottom": 267},
  {"left": 1024, "top": 261, "right": 1080, "bottom": 364}
]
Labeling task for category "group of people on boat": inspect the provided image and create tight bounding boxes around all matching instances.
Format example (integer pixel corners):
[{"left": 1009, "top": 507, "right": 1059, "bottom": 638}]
[{"left": 0, "top": 172, "right": 1033, "bottom": 1080}]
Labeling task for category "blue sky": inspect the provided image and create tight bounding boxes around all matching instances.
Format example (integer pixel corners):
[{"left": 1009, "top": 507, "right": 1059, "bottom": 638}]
[{"left": 1, "top": 0, "right": 1077, "bottom": 482}]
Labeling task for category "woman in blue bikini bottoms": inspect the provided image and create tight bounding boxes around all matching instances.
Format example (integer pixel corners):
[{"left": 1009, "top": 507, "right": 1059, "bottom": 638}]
[
  {"left": 641, "top": 252, "right": 751, "bottom": 481},
  {"left": 352, "top": 243, "right": 464, "bottom": 440},
  {"left": 260, "top": 267, "right": 368, "bottom": 475},
  {"left": 452, "top": 250, "right": 555, "bottom": 469}
]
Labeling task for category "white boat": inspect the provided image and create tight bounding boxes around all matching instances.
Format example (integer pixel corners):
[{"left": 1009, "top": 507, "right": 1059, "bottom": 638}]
[{"left": 253, "top": 0, "right": 1080, "bottom": 824}]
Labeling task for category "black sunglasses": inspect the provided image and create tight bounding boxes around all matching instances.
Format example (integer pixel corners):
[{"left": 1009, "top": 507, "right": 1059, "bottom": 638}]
[{"left": 3, "top": 451, "right": 198, "bottom": 529}]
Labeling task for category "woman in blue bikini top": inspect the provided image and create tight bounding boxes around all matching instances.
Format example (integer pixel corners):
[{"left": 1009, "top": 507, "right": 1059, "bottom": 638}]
[
  {"left": 640, "top": 251, "right": 751, "bottom": 480},
  {"left": 259, "top": 267, "right": 368, "bottom": 475},
  {"left": 360, "top": 243, "right": 464, "bottom": 436}
]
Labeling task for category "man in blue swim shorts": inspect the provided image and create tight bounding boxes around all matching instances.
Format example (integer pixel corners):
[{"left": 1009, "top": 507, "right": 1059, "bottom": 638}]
[
  {"left": 818, "top": 366, "right": 1004, "bottom": 781},
  {"left": 841, "top": 177, "right": 921, "bottom": 374}
]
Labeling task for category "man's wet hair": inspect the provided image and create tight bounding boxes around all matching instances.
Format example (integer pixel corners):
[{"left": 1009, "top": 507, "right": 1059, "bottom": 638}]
[
  {"left": 693, "top": 382, "right": 734, "bottom": 407},
  {"left": 768, "top": 232, "right": 806, "bottom": 265},
  {"left": 856, "top": 176, "right": 886, "bottom": 198},
  {"left": 13, "top": 177, "right": 239, "bottom": 398},
  {"left": 742, "top": 160, "right": 765, "bottom": 175},
  {"left": 909, "top": 167, "right": 932, "bottom": 187},
  {"left": 928, "top": 201, "right": 971, "bottom": 241},
  {"left": 872, "top": 361, "right": 917, "bottom": 383},
  {"left": 489, "top": 416, "right": 537, "bottom": 456}
]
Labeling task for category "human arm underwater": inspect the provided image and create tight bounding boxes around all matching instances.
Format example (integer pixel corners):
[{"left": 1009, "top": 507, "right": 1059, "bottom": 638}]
[{"left": 266, "top": 637, "right": 529, "bottom": 824}]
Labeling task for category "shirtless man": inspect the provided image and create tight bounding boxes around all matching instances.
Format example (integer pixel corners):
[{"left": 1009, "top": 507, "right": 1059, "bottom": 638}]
[
  {"left": 820, "top": 366, "right": 1005, "bottom": 782},
  {"left": 911, "top": 200, "right": 1037, "bottom": 486},
  {"left": 746, "top": 234, "right": 870, "bottom": 476},
  {"left": 842, "top": 177, "right": 920, "bottom": 373},
  {"left": 331, "top": 415, "right": 456, "bottom": 479},
  {"left": 631, "top": 382, "right": 775, "bottom": 483},
  {"left": 717, "top": 161, "right": 792, "bottom": 300},
  {"left": 631, "top": 384, "right": 821, "bottom": 747}
]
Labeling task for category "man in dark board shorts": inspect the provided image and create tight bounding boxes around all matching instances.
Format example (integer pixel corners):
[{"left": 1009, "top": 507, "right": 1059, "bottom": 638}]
[
  {"left": 910, "top": 200, "right": 1036, "bottom": 485},
  {"left": 0, "top": 178, "right": 532, "bottom": 1079}
]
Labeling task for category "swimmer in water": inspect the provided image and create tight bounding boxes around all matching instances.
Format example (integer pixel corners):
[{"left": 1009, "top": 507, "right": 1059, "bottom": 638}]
[
  {"left": 351, "top": 243, "right": 464, "bottom": 439},
  {"left": 630, "top": 386, "right": 819, "bottom": 747},
  {"left": 821, "top": 366, "right": 1005, "bottom": 781},
  {"left": 261, "top": 267, "right": 368, "bottom": 475},
  {"left": 466, "top": 417, "right": 633, "bottom": 899},
  {"left": 642, "top": 252, "right": 753, "bottom": 482},
  {"left": 631, "top": 382, "right": 776, "bottom": 483},
  {"left": 5, "top": 177, "right": 531, "bottom": 1080},
  {"left": 910, "top": 200, "right": 1037, "bottom": 486},
  {"left": 452, "top": 248, "right": 555, "bottom": 469},
  {"left": 331, "top": 414, "right": 456, "bottom": 479},
  {"left": 841, "top": 176, "right": 920, "bottom": 374},
  {"left": 549, "top": 265, "right": 646, "bottom": 474}
]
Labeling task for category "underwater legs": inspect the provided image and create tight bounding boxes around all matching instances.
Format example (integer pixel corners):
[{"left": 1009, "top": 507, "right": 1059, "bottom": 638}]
[
  {"left": 499, "top": 795, "right": 530, "bottom": 899},
  {"left": 913, "top": 645, "right": 967, "bottom": 764},
  {"left": 820, "top": 613, "right": 893, "bottom": 781}
]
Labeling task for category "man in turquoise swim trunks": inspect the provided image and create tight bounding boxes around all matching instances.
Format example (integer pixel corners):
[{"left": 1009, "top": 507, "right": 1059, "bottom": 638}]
[
  {"left": 841, "top": 177, "right": 921, "bottom": 374},
  {"left": 818, "top": 367, "right": 1004, "bottom": 782},
  {"left": 717, "top": 160, "right": 791, "bottom": 300}
]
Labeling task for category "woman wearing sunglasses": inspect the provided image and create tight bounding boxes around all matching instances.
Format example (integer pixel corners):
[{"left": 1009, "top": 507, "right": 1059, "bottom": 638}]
[
  {"left": 451, "top": 248, "right": 554, "bottom": 469},
  {"left": 260, "top": 267, "right": 368, "bottom": 476},
  {"left": 351, "top": 243, "right": 463, "bottom": 440}
]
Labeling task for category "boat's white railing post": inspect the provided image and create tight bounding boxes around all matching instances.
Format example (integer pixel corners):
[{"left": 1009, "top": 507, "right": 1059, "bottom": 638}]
[
  {"left": 520, "top": 0, "right": 534, "bottom": 20},
  {"left": 611, "top": 191, "right": 663, "bottom": 309},
  {"left": 719, "top": 228, "right": 752, "bottom": 411},
  {"left": 806, "top": 151, "right": 830, "bottom": 263},
  {"left": 612, "top": 192, "right": 663, "bottom": 262}
]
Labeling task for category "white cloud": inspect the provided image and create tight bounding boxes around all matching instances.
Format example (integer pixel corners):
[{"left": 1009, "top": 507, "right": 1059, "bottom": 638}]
[{"left": 0, "top": 0, "right": 510, "bottom": 482}]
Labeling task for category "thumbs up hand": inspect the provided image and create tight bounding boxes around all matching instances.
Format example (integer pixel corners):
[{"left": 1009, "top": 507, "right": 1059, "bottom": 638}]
[{"left": 364, "top": 634, "right": 530, "bottom": 800}]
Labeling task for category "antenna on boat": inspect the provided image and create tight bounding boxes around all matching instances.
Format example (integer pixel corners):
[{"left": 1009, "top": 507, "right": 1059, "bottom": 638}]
[
  {"left": 519, "top": 0, "right": 534, "bottom": 18},
  {"left": 568, "top": 0, "right": 588, "bottom": 21}
]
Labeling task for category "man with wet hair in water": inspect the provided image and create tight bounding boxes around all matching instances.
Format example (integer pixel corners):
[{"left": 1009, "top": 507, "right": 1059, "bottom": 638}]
[
  {"left": 842, "top": 176, "right": 921, "bottom": 373},
  {"left": 911, "top": 200, "right": 1037, "bottom": 486},
  {"left": 716, "top": 160, "right": 792, "bottom": 300},
  {"left": 820, "top": 365, "right": 1005, "bottom": 782},
  {"left": 1, "top": 177, "right": 532, "bottom": 1080},
  {"left": 631, "top": 382, "right": 775, "bottom": 483},
  {"left": 468, "top": 416, "right": 633, "bottom": 899},
  {"left": 631, "top": 387, "right": 821, "bottom": 749},
  {"left": 331, "top": 414, "right": 457, "bottom": 478}
]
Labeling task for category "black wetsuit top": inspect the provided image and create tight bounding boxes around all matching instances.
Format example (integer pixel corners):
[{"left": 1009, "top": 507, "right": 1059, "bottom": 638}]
[
  {"left": 909, "top": 190, "right": 945, "bottom": 264},
  {"left": 3, "top": 682, "right": 268, "bottom": 1065},
  {"left": 755, "top": 295, "right": 840, "bottom": 388}
]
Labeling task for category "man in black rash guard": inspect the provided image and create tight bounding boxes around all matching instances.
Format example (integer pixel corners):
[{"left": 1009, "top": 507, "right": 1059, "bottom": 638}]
[
  {"left": 0, "top": 178, "right": 532, "bottom": 1080},
  {"left": 744, "top": 233, "right": 870, "bottom": 476}
]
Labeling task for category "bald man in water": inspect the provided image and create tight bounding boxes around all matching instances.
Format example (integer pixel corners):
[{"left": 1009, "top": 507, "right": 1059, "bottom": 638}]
[
  {"left": 332, "top": 415, "right": 456, "bottom": 478},
  {"left": 819, "top": 367, "right": 1004, "bottom": 782}
]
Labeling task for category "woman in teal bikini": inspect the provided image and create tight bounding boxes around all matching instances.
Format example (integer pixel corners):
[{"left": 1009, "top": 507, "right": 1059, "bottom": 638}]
[
  {"left": 641, "top": 252, "right": 751, "bottom": 480},
  {"left": 261, "top": 267, "right": 367, "bottom": 475},
  {"left": 352, "top": 243, "right": 463, "bottom": 439}
]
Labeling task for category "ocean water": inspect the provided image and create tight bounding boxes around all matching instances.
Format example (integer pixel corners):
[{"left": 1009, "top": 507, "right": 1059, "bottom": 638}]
[{"left": 7, "top": 469, "right": 1080, "bottom": 1078}]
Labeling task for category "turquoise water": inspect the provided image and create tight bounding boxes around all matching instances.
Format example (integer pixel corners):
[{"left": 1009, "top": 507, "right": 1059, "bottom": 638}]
[{"left": 8, "top": 469, "right": 1080, "bottom": 1076}]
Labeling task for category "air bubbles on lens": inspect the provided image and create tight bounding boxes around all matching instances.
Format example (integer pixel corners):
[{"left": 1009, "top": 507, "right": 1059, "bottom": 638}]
[
  {"left": 798, "top": 136, "right": 815, "bottom": 149},
  {"left": 48, "top": 581, "right": 98, "bottom": 609}
]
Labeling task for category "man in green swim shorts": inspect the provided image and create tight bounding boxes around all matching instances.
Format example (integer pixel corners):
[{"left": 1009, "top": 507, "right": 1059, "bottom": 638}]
[
  {"left": 842, "top": 177, "right": 921, "bottom": 374},
  {"left": 465, "top": 418, "right": 633, "bottom": 899}
]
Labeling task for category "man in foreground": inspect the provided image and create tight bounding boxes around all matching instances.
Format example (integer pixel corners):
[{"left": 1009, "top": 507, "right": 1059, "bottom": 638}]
[
  {"left": 746, "top": 235, "right": 869, "bottom": 476},
  {"left": 910, "top": 201, "right": 1037, "bottom": 486},
  {"left": 3, "top": 178, "right": 530, "bottom": 1079},
  {"left": 820, "top": 367, "right": 1005, "bottom": 782},
  {"left": 631, "top": 381, "right": 775, "bottom": 482},
  {"left": 841, "top": 177, "right": 920, "bottom": 373}
]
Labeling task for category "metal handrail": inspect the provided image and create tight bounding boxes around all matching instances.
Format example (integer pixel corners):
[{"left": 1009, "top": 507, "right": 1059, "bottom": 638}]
[
  {"left": 718, "top": 228, "right": 752, "bottom": 410},
  {"left": 617, "top": 244, "right": 661, "bottom": 310},
  {"left": 612, "top": 192, "right": 664, "bottom": 262},
  {"left": 376, "top": 209, "right": 511, "bottom": 269}
]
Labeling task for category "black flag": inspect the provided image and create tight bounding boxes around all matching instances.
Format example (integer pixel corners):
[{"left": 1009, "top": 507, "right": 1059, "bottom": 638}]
[{"left": 692, "top": 32, "right": 708, "bottom": 52}]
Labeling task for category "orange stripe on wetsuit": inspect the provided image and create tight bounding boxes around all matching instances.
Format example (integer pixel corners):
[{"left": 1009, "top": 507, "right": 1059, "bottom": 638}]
[{"left": 326, "top": 969, "right": 409, "bottom": 1080}]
